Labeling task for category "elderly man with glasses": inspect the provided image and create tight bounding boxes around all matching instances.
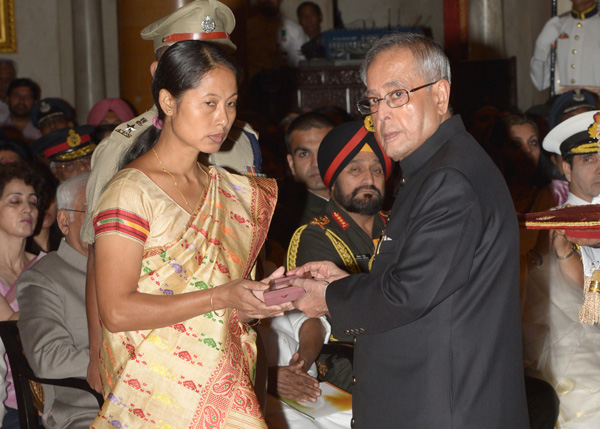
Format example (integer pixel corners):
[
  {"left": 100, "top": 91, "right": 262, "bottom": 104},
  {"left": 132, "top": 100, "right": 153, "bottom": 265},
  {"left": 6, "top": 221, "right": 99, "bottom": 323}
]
[
  {"left": 16, "top": 173, "right": 99, "bottom": 429},
  {"left": 289, "top": 33, "right": 529, "bottom": 428}
]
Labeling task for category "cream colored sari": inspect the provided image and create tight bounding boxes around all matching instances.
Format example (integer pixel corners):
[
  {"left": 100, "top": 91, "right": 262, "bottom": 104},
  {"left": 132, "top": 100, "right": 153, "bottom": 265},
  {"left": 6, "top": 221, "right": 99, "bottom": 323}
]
[{"left": 91, "top": 167, "right": 276, "bottom": 429}]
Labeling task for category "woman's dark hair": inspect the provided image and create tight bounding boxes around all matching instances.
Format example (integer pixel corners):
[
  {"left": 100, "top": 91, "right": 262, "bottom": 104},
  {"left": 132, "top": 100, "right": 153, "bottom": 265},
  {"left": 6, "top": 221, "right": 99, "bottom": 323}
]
[
  {"left": 0, "top": 139, "right": 33, "bottom": 161},
  {"left": 120, "top": 40, "right": 240, "bottom": 168},
  {"left": 25, "top": 160, "right": 62, "bottom": 254},
  {"left": 0, "top": 161, "right": 45, "bottom": 203}
]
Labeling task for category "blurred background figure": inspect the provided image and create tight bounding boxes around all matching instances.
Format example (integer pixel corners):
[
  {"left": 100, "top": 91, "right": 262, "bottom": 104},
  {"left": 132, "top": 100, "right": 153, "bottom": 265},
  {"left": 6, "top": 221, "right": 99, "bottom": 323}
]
[
  {"left": 0, "top": 60, "right": 16, "bottom": 123},
  {"left": 0, "top": 78, "right": 41, "bottom": 143},
  {"left": 31, "top": 125, "right": 96, "bottom": 183},
  {"left": 297, "top": 1, "right": 326, "bottom": 59},
  {"left": 31, "top": 98, "right": 75, "bottom": 136},
  {"left": 0, "top": 140, "right": 33, "bottom": 164},
  {"left": 490, "top": 114, "right": 557, "bottom": 257},
  {"left": 86, "top": 98, "right": 135, "bottom": 140}
]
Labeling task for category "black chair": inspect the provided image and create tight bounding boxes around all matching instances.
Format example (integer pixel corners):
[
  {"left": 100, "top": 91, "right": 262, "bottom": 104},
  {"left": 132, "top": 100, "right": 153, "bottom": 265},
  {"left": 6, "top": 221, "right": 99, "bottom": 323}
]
[{"left": 0, "top": 320, "right": 104, "bottom": 428}]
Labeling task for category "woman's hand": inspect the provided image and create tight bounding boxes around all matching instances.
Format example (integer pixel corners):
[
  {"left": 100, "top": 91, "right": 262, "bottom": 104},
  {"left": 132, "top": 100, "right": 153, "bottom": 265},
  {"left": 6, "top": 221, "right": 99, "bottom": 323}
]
[{"left": 221, "top": 267, "right": 294, "bottom": 321}]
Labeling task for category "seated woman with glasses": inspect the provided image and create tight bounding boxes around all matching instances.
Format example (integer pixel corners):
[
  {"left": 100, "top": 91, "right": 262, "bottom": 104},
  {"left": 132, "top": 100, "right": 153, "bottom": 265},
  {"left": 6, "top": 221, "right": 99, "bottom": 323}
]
[{"left": 90, "top": 40, "right": 292, "bottom": 428}]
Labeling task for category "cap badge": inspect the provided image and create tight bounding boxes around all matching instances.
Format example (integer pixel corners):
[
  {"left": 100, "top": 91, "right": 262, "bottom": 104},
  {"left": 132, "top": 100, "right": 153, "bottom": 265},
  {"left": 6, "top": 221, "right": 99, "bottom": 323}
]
[
  {"left": 66, "top": 129, "right": 81, "bottom": 148},
  {"left": 40, "top": 101, "right": 51, "bottom": 113},
  {"left": 589, "top": 112, "right": 600, "bottom": 141},
  {"left": 201, "top": 15, "right": 216, "bottom": 33},
  {"left": 364, "top": 115, "right": 375, "bottom": 132}
]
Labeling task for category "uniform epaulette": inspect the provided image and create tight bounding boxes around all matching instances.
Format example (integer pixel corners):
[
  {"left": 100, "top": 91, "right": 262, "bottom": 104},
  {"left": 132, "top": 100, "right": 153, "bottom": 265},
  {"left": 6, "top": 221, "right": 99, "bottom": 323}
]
[{"left": 111, "top": 109, "right": 155, "bottom": 142}]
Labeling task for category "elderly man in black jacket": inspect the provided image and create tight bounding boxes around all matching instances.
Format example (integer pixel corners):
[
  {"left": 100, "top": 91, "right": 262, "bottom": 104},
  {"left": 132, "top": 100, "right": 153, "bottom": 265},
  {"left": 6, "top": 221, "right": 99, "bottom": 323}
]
[{"left": 290, "top": 33, "right": 529, "bottom": 428}]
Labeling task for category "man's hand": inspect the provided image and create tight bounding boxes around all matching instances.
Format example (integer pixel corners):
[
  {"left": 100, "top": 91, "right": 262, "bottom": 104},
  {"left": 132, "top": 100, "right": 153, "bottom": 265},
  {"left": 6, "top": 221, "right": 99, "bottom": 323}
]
[
  {"left": 292, "top": 277, "right": 331, "bottom": 318},
  {"left": 287, "top": 260, "right": 349, "bottom": 281},
  {"left": 269, "top": 353, "right": 321, "bottom": 403}
]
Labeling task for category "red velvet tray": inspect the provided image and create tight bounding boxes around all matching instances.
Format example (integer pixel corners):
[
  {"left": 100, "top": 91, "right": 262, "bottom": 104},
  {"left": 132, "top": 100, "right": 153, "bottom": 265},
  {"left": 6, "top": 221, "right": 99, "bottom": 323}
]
[{"left": 518, "top": 204, "right": 600, "bottom": 239}]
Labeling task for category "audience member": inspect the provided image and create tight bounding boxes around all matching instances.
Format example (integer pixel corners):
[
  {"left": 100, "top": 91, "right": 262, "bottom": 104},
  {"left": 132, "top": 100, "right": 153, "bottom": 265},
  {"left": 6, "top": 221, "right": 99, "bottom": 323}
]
[
  {"left": 258, "top": 313, "right": 342, "bottom": 428},
  {"left": 91, "top": 40, "right": 291, "bottom": 427},
  {"left": 17, "top": 172, "right": 98, "bottom": 429},
  {"left": 290, "top": 33, "right": 529, "bottom": 427},
  {"left": 547, "top": 89, "right": 598, "bottom": 131},
  {"left": 261, "top": 119, "right": 391, "bottom": 429},
  {"left": 86, "top": 98, "right": 135, "bottom": 127},
  {"left": 297, "top": 1, "right": 322, "bottom": 40},
  {"left": 524, "top": 110, "right": 600, "bottom": 427},
  {"left": 286, "top": 112, "right": 335, "bottom": 224},
  {"left": 546, "top": 89, "right": 598, "bottom": 205},
  {"left": 248, "top": 0, "right": 307, "bottom": 76},
  {"left": 491, "top": 115, "right": 556, "bottom": 255},
  {"left": 87, "top": 98, "right": 135, "bottom": 140},
  {"left": 247, "top": 0, "right": 307, "bottom": 122},
  {"left": 0, "top": 78, "right": 41, "bottom": 143},
  {"left": 288, "top": 119, "right": 390, "bottom": 277},
  {"left": 26, "top": 163, "right": 61, "bottom": 255},
  {"left": 31, "top": 125, "right": 96, "bottom": 183},
  {"left": 531, "top": 0, "right": 600, "bottom": 93},
  {"left": 0, "top": 60, "right": 16, "bottom": 122},
  {"left": 0, "top": 139, "right": 33, "bottom": 164},
  {"left": 297, "top": 1, "right": 326, "bottom": 59},
  {"left": 31, "top": 98, "right": 74, "bottom": 136},
  {"left": 0, "top": 162, "right": 45, "bottom": 427}
]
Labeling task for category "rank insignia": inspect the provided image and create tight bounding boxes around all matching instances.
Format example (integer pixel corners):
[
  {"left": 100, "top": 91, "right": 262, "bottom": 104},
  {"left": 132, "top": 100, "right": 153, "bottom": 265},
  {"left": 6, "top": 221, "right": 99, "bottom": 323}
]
[
  {"left": 40, "top": 101, "right": 51, "bottom": 113},
  {"left": 201, "top": 15, "right": 216, "bottom": 33},
  {"left": 364, "top": 115, "right": 375, "bottom": 132},
  {"left": 66, "top": 129, "right": 81, "bottom": 148},
  {"left": 332, "top": 211, "right": 349, "bottom": 230}
]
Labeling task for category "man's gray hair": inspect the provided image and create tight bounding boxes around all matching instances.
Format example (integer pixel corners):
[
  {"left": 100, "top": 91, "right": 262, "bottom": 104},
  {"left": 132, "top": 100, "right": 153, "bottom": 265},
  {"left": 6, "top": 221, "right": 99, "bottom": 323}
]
[
  {"left": 57, "top": 172, "right": 89, "bottom": 220},
  {"left": 360, "top": 33, "right": 451, "bottom": 86}
]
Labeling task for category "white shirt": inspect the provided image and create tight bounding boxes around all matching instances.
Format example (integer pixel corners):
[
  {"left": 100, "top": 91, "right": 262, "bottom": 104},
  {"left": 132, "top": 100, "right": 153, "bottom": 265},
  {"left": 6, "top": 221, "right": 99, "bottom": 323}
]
[{"left": 530, "top": 10, "right": 600, "bottom": 90}]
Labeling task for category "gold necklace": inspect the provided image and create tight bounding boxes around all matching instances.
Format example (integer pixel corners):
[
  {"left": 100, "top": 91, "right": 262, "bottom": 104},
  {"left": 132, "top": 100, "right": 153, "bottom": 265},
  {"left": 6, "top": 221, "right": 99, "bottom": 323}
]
[{"left": 152, "top": 147, "right": 195, "bottom": 213}]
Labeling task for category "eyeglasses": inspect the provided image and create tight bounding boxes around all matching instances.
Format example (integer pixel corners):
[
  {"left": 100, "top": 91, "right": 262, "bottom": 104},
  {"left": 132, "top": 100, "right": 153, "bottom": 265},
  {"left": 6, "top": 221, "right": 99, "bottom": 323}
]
[
  {"left": 356, "top": 81, "right": 439, "bottom": 115},
  {"left": 62, "top": 208, "right": 87, "bottom": 214},
  {"left": 55, "top": 155, "right": 92, "bottom": 173}
]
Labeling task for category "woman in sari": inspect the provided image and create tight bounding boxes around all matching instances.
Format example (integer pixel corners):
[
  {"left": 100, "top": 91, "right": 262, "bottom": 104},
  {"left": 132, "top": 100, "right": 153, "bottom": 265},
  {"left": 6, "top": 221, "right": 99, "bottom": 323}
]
[{"left": 92, "top": 41, "right": 292, "bottom": 428}]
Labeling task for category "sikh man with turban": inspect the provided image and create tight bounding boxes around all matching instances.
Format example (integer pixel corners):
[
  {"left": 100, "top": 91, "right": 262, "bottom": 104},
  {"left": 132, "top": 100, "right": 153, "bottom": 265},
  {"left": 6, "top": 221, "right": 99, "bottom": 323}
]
[{"left": 256, "top": 120, "right": 391, "bottom": 429}]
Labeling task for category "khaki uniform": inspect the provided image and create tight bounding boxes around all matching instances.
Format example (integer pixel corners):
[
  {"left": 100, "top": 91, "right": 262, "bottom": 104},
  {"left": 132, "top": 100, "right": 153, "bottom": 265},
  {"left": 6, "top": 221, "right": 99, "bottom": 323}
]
[{"left": 82, "top": 105, "right": 260, "bottom": 243}]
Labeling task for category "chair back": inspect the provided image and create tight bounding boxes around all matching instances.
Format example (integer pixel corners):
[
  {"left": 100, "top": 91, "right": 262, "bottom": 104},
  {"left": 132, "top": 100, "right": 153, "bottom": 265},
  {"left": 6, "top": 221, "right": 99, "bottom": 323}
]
[{"left": 0, "top": 320, "right": 104, "bottom": 428}]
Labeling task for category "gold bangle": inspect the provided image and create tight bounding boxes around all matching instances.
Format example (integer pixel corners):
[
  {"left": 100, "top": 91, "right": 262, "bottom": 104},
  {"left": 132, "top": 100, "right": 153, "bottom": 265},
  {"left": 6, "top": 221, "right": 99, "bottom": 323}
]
[
  {"left": 556, "top": 248, "right": 575, "bottom": 260},
  {"left": 246, "top": 319, "right": 261, "bottom": 327},
  {"left": 210, "top": 288, "right": 225, "bottom": 317}
]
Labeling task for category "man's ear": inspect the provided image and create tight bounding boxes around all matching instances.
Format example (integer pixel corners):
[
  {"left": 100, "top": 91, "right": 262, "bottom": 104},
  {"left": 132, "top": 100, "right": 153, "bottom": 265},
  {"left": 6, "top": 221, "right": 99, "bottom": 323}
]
[
  {"left": 150, "top": 61, "right": 158, "bottom": 78},
  {"left": 57, "top": 209, "right": 69, "bottom": 236},
  {"left": 434, "top": 79, "right": 451, "bottom": 116},
  {"left": 563, "top": 160, "right": 572, "bottom": 183}
]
